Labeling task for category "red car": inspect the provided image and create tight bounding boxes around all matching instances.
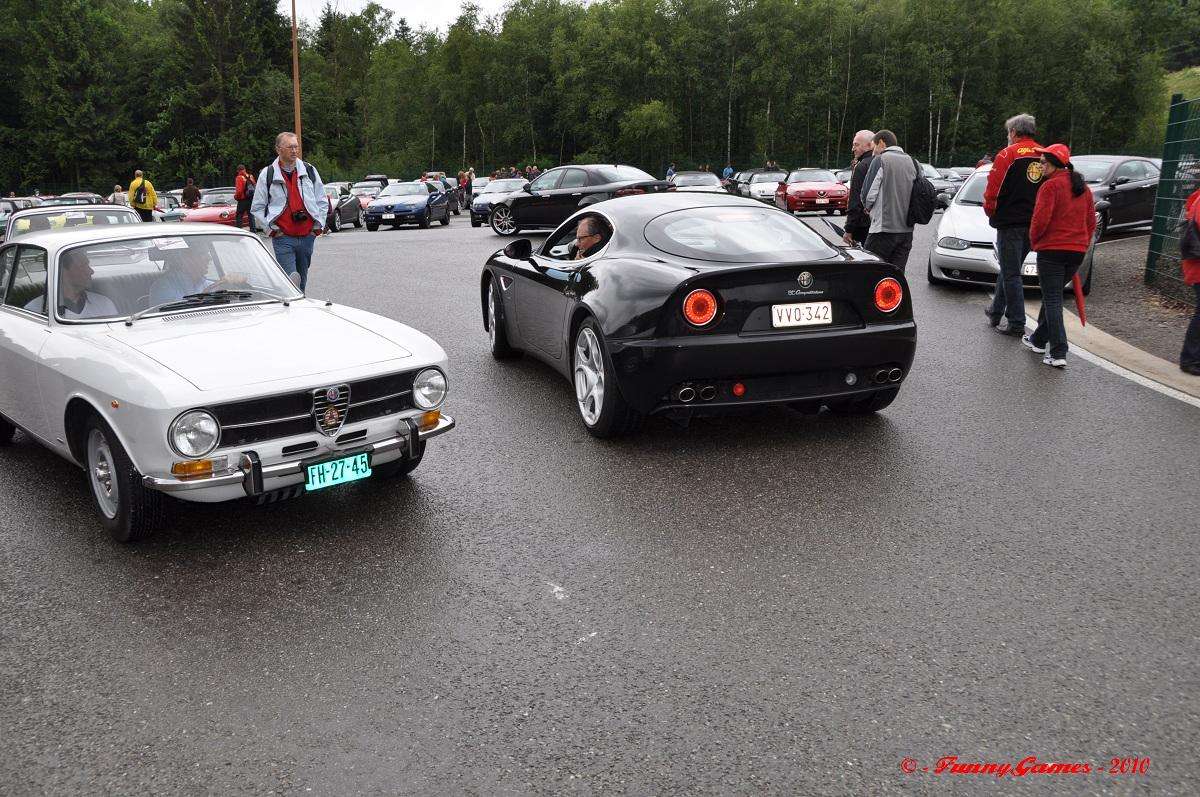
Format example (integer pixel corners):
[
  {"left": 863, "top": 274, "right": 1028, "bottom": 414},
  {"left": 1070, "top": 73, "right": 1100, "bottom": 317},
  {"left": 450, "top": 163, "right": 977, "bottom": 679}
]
[
  {"left": 178, "top": 187, "right": 239, "bottom": 225},
  {"left": 774, "top": 168, "right": 849, "bottom": 215}
]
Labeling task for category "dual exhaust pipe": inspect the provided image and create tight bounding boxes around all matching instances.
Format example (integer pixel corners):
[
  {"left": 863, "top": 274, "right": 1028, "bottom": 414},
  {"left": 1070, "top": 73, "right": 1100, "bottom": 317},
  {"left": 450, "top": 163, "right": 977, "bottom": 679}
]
[
  {"left": 873, "top": 368, "right": 904, "bottom": 384},
  {"left": 677, "top": 384, "right": 717, "bottom": 403}
]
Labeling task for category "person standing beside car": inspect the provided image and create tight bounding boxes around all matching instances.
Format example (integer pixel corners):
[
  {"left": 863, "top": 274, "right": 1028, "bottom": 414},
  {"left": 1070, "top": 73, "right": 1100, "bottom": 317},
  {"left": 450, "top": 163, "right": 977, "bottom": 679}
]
[
  {"left": 250, "top": 131, "right": 329, "bottom": 291},
  {"left": 1179, "top": 187, "right": 1200, "bottom": 376},
  {"left": 127, "top": 169, "right": 157, "bottom": 221},
  {"left": 1021, "top": 144, "right": 1095, "bottom": 368},
  {"left": 843, "top": 129, "right": 875, "bottom": 246},
  {"left": 983, "top": 113, "right": 1043, "bottom": 337},
  {"left": 181, "top": 177, "right": 201, "bottom": 209},
  {"left": 860, "top": 129, "right": 916, "bottom": 269},
  {"left": 234, "top": 164, "right": 257, "bottom": 231}
]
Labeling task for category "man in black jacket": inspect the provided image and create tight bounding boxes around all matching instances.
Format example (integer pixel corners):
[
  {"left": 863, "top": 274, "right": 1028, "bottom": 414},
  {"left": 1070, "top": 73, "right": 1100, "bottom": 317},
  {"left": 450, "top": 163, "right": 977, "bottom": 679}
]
[{"left": 843, "top": 129, "right": 875, "bottom": 245}]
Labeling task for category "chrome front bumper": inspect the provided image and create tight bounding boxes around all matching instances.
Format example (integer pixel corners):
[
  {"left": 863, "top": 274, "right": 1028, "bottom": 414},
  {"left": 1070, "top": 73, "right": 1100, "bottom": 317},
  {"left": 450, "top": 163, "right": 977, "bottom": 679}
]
[{"left": 143, "top": 413, "right": 455, "bottom": 495}]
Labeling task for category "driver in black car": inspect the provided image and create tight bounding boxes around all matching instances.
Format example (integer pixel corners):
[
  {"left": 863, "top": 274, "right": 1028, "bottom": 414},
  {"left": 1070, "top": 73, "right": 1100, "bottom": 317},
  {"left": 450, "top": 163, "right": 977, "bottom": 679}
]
[{"left": 572, "top": 216, "right": 608, "bottom": 260}]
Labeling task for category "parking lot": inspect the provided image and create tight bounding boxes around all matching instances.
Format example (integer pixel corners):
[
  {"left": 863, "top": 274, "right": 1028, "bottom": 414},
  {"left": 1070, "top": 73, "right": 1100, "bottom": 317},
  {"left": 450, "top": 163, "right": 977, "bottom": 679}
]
[{"left": 2, "top": 213, "right": 1198, "bottom": 794}]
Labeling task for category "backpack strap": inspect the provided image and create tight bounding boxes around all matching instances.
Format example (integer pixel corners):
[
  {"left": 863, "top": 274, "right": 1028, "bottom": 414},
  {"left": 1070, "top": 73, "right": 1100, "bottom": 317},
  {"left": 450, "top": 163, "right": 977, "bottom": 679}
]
[{"left": 263, "top": 164, "right": 274, "bottom": 205}]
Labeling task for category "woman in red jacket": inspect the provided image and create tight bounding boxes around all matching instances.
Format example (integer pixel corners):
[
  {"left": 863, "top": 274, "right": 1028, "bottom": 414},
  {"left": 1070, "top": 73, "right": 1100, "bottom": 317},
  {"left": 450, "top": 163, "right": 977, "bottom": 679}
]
[
  {"left": 1179, "top": 188, "right": 1200, "bottom": 375},
  {"left": 1022, "top": 144, "right": 1096, "bottom": 368}
]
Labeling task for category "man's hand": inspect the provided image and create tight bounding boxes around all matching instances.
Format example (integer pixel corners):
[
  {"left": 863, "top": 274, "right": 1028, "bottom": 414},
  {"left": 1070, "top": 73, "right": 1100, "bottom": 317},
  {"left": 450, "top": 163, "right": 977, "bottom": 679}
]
[
  {"left": 842, "top": 232, "right": 855, "bottom": 246},
  {"left": 312, "top": 227, "right": 323, "bottom": 237}
]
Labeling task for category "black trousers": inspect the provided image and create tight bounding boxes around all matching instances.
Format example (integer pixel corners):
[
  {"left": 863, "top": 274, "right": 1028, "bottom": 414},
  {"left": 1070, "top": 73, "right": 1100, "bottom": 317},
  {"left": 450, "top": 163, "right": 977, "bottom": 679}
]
[
  {"left": 235, "top": 200, "right": 257, "bottom": 231},
  {"left": 864, "top": 230, "right": 914, "bottom": 270},
  {"left": 1182, "top": 283, "right": 1200, "bottom": 369},
  {"left": 136, "top": 208, "right": 153, "bottom": 222}
]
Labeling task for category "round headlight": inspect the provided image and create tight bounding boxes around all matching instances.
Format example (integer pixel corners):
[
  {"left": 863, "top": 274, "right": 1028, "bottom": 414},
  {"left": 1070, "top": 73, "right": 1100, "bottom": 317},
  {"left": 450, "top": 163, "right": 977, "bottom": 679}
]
[
  {"left": 169, "top": 409, "right": 220, "bottom": 458},
  {"left": 413, "top": 368, "right": 447, "bottom": 409}
]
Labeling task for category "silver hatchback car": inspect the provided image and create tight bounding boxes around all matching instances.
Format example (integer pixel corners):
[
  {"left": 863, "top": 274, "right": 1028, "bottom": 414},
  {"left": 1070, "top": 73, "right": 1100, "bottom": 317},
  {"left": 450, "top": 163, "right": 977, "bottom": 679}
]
[{"left": 927, "top": 165, "right": 1104, "bottom": 294}]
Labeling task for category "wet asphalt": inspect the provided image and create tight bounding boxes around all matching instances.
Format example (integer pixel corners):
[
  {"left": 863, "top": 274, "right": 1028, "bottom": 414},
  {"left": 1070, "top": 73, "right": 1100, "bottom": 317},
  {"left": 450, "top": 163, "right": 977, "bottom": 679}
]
[{"left": 1, "top": 210, "right": 1197, "bottom": 795}]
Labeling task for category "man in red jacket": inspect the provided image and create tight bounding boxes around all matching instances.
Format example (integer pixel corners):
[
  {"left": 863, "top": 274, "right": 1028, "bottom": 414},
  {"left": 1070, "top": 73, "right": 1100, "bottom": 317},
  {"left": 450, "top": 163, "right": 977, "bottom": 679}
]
[
  {"left": 234, "top": 164, "right": 257, "bottom": 232},
  {"left": 1181, "top": 188, "right": 1200, "bottom": 376},
  {"left": 983, "top": 113, "right": 1043, "bottom": 336}
]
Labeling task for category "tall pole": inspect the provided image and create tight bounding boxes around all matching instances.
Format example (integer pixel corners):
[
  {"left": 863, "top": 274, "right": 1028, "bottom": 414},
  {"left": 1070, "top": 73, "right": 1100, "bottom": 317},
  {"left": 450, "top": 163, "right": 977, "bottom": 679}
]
[{"left": 291, "top": 0, "right": 303, "bottom": 156}]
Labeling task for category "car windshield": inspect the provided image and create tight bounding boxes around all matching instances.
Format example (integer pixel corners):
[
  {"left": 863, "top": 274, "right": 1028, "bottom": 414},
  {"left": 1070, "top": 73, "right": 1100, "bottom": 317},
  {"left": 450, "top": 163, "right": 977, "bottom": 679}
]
[
  {"left": 595, "top": 165, "right": 655, "bottom": 183},
  {"left": 955, "top": 172, "right": 987, "bottom": 205},
  {"left": 645, "top": 206, "right": 837, "bottom": 263},
  {"left": 482, "top": 179, "right": 526, "bottom": 194},
  {"left": 52, "top": 233, "right": 301, "bottom": 323},
  {"left": 41, "top": 198, "right": 91, "bottom": 206},
  {"left": 351, "top": 184, "right": 380, "bottom": 196},
  {"left": 672, "top": 173, "right": 721, "bottom": 186},
  {"left": 751, "top": 172, "right": 787, "bottom": 184},
  {"left": 380, "top": 182, "right": 427, "bottom": 196},
  {"left": 0, "top": 200, "right": 16, "bottom": 214},
  {"left": 1072, "top": 159, "right": 1114, "bottom": 183},
  {"left": 786, "top": 169, "right": 837, "bottom": 183},
  {"left": 200, "top": 192, "right": 235, "bottom": 206},
  {"left": 921, "top": 164, "right": 941, "bottom": 179},
  {"left": 9, "top": 208, "right": 141, "bottom": 238}
]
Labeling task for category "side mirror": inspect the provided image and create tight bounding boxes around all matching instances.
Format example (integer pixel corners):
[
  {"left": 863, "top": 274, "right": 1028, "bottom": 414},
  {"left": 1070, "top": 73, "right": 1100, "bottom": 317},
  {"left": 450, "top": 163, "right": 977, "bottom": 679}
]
[
  {"left": 503, "top": 238, "right": 533, "bottom": 260},
  {"left": 522, "top": 184, "right": 533, "bottom": 193},
  {"left": 1112, "top": 176, "right": 1131, "bottom": 187},
  {"left": 1094, "top": 199, "right": 1110, "bottom": 212}
]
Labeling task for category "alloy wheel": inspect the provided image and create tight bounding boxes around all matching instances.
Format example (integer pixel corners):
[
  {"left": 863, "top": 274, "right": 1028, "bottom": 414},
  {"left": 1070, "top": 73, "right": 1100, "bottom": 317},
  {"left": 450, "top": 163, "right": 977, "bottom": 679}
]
[
  {"left": 491, "top": 206, "right": 516, "bottom": 234},
  {"left": 573, "top": 327, "right": 605, "bottom": 426},
  {"left": 488, "top": 284, "right": 498, "bottom": 346},
  {"left": 87, "top": 428, "right": 119, "bottom": 520}
]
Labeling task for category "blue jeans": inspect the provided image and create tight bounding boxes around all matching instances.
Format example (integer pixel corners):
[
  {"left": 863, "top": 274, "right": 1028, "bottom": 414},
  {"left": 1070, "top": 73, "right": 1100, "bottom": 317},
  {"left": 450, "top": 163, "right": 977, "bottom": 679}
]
[
  {"left": 988, "top": 226, "right": 1030, "bottom": 328},
  {"left": 1182, "top": 284, "right": 1200, "bottom": 368},
  {"left": 1029, "top": 251, "right": 1083, "bottom": 359},
  {"left": 272, "top": 234, "right": 315, "bottom": 291}
]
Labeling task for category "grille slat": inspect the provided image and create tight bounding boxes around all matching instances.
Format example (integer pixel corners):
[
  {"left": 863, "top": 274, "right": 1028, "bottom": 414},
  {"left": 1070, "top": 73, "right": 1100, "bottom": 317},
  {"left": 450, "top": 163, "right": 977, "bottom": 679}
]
[{"left": 210, "top": 371, "right": 416, "bottom": 447}]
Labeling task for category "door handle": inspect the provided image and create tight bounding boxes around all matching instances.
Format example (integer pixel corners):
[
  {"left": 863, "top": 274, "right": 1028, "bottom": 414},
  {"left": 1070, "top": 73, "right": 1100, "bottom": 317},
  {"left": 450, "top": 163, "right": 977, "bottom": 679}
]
[{"left": 571, "top": 193, "right": 583, "bottom": 196}]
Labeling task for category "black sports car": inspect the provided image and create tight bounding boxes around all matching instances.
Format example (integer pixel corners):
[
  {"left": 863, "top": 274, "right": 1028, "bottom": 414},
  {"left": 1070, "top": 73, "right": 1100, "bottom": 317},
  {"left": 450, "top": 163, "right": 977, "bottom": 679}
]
[
  {"left": 480, "top": 193, "right": 916, "bottom": 437},
  {"left": 324, "top": 185, "right": 364, "bottom": 231},
  {"left": 487, "top": 164, "right": 669, "bottom": 236}
]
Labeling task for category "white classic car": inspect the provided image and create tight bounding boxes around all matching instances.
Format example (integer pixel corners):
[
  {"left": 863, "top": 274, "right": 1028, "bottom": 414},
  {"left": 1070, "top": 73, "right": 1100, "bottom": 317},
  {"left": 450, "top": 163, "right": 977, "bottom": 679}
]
[{"left": 0, "top": 224, "right": 454, "bottom": 542}]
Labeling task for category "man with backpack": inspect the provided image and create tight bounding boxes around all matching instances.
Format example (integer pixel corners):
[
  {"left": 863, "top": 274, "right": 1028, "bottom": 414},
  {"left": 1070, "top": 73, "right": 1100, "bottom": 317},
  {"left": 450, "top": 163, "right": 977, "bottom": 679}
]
[
  {"left": 127, "top": 170, "right": 157, "bottom": 222},
  {"left": 250, "top": 131, "right": 329, "bottom": 291},
  {"left": 860, "top": 130, "right": 922, "bottom": 269},
  {"left": 983, "top": 113, "right": 1043, "bottom": 336},
  {"left": 234, "top": 164, "right": 257, "bottom": 232}
]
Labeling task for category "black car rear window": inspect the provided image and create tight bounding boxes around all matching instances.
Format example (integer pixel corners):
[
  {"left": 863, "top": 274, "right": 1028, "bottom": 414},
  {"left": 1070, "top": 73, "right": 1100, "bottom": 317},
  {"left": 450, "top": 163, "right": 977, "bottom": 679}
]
[
  {"left": 594, "top": 165, "right": 655, "bottom": 183},
  {"left": 645, "top": 207, "right": 837, "bottom": 263}
]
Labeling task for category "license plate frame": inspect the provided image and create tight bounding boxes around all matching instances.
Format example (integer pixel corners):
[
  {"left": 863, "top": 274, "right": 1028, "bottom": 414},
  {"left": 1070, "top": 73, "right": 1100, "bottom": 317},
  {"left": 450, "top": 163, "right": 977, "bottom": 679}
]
[
  {"left": 381, "top": 213, "right": 395, "bottom": 220},
  {"left": 1021, "top": 262, "right": 1038, "bottom": 277},
  {"left": 771, "top": 301, "right": 833, "bottom": 328},
  {"left": 816, "top": 198, "right": 830, "bottom": 204},
  {"left": 304, "top": 451, "right": 373, "bottom": 492}
]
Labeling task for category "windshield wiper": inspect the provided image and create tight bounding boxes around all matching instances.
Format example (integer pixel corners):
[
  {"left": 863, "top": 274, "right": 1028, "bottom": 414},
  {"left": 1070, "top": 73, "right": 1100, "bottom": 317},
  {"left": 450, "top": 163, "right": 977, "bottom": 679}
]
[{"left": 124, "top": 289, "right": 288, "bottom": 326}]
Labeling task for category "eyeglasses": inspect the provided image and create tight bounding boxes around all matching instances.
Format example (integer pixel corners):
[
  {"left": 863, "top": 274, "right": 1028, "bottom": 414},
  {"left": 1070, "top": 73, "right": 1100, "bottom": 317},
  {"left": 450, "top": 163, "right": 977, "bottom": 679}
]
[{"left": 280, "top": 144, "right": 300, "bottom": 151}]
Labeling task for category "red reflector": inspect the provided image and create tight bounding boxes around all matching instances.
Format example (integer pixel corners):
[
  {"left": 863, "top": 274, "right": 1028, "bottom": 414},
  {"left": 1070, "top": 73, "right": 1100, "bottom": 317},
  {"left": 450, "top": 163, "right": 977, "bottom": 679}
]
[
  {"left": 683, "top": 289, "right": 718, "bottom": 326},
  {"left": 874, "top": 277, "right": 903, "bottom": 313},
  {"left": 732, "top": 382, "right": 746, "bottom": 397}
]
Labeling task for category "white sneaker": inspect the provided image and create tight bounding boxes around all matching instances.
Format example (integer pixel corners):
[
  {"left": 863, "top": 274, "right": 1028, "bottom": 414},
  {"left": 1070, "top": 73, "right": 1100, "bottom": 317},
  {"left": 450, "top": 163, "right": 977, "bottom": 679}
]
[
  {"left": 1021, "top": 334, "right": 1046, "bottom": 353},
  {"left": 1042, "top": 353, "right": 1067, "bottom": 368}
]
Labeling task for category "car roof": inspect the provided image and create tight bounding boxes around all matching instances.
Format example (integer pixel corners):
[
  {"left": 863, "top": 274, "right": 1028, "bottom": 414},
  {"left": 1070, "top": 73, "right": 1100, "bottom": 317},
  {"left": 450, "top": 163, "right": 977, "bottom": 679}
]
[
  {"left": 10, "top": 203, "right": 135, "bottom": 219},
  {"left": 573, "top": 191, "right": 791, "bottom": 227},
  {"left": 674, "top": 170, "right": 715, "bottom": 176},
  {"left": 6, "top": 222, "right": 260, "bottom": 253}
]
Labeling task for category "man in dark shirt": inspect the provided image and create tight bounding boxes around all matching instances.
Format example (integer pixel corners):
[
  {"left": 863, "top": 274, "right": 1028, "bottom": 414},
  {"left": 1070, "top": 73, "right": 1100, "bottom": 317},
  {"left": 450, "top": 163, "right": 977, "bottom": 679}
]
[
  {"left": 181, "top": 177, "right": 201, "bottom": 209},
  {"left": 843, "top": 129, "right": 875, "bottom": 245}
]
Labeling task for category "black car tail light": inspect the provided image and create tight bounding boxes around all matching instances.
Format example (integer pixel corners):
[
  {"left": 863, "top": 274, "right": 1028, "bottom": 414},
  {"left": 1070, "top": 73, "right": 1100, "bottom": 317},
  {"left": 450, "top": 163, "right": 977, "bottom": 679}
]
[
  {"left": 874, "top": 278, "right": 903, "bottom": 313},
  {"left": 615, "top": 187, "right": 646, "bottom": 198},
  {"left": 682, "top": 289, "right": 719, "bottom": 327}
]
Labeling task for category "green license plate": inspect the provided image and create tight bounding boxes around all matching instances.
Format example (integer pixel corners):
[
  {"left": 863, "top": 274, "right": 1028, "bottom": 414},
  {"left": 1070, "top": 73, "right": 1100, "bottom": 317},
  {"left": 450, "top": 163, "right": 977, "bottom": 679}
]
[{"left": 305, "top": 452, "right": 372, "bottom": 491}]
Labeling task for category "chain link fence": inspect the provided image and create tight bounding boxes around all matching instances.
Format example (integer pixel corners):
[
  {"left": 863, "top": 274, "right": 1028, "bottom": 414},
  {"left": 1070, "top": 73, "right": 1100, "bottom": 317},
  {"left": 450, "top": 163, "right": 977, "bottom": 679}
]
[{"left": 1146, "top": 93, "right": 1200, "bottom": 305}]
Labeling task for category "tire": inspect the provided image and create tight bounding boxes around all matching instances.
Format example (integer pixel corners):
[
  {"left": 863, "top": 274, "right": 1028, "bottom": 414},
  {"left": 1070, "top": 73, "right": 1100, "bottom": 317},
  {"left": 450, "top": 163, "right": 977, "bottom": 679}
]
[
  {"left": 440, "top": 207, "right": 450, "bottom": 226},
  {"left": 826, "top": 387, "right": 899, "bottom": 415},
  {"left": 419, "top": 209, "right": 431, "bottom": 229},
  {"left": 825, "top": 209, "right": 835, "bottom": 215},
  {"left": 0, "top": 413, "right": 15, "bottom": 446},
  {"left": 329, "top": 212, "right": 340, "bottom": 232},
  {"left": 353, "top": 208, "right": 363, "bottom": 228},
  {"left": 366, "top": 223, "right": 378, "bottom": 232},
  {"left": 1098, "top": 210, "right": 1109, "bottom": 237},
  {"left": 82, "top": 416, "right": 164, "bottom": 543},
  {"left": 927, "top": 256, "right": 947, "bottom": 285},
  {"left": 471, "top": 217, "right": 481, "bottom": 228},
  {"left": 490, "top": 205, "right": 518, "bottom": 236},
  {"left": 451, "top": 199, "right": 461, "bottom": 216},
  {"left": 373, "top": 440, "right": 426, "bottom": 479},
  {"left": 572, "top": 318, "right": 642, "bottom": 438},
  {"left": 487, "top": 277, "right": 520, "bottom": 359}
]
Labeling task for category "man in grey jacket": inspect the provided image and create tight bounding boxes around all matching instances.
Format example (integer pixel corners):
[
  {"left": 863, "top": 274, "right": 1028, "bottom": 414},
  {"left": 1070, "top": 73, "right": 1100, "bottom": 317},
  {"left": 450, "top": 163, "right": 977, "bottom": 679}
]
[
  {"left": 250, "top": 132, "right": 329, "bottom": 291},
  {"left": 860, "top": 130, "right": 916, "bottom": 269}
]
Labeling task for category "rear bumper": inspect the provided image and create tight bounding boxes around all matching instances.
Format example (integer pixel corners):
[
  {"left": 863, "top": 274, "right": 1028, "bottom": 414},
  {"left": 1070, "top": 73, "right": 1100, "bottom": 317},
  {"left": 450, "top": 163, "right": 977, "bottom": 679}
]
[
  {"left": 142, "top": 414, "right": 454, "bottom": 500},
  {"left": 607, "top": 324, "right": 917, "bottom": 414}
]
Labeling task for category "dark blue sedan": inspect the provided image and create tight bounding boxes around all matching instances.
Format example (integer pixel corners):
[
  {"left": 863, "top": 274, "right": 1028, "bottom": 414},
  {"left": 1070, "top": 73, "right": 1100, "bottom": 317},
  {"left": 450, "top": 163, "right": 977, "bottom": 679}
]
[{"left": 365, "top": 181, "right": 451, "bottom": 230}]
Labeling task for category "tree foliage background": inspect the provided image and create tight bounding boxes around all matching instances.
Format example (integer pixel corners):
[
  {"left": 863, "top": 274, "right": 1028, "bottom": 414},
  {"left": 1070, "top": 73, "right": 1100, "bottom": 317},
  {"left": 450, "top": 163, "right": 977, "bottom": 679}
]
[{"left": 0, "top": 0, "right": 1196, "bottom": 191}]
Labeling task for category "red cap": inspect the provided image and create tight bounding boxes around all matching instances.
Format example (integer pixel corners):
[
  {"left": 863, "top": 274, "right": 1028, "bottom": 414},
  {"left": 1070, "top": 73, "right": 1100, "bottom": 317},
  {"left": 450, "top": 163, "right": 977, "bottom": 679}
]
[{"left": 1034, "top": 143, "right": 1071, "bottom": 166}]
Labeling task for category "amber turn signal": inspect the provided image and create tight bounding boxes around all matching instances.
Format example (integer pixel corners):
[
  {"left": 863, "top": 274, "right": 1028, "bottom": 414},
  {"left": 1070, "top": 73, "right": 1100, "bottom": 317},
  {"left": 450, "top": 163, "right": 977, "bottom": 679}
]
[
  {"left": 417, "top": 410, "right": 441, "bottom": 431},
  {"left": 874, "top": 278, "right": 903, "bottom": 313},
  {"left": 683, "top": 288, "right": 719, "bottom": 327},
  {"left": 171, "top": 459, "right": 214, "bottom": 480}
]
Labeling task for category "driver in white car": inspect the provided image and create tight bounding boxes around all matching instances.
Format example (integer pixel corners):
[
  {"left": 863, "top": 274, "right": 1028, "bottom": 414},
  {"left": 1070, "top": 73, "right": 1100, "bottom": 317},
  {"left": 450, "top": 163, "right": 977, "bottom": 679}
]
[
  {"left": 149, "top": 246, "right": 245, "bottom": 305},
  {"left": 25, "top": 248, "right": 118, "bottom": 319}
]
